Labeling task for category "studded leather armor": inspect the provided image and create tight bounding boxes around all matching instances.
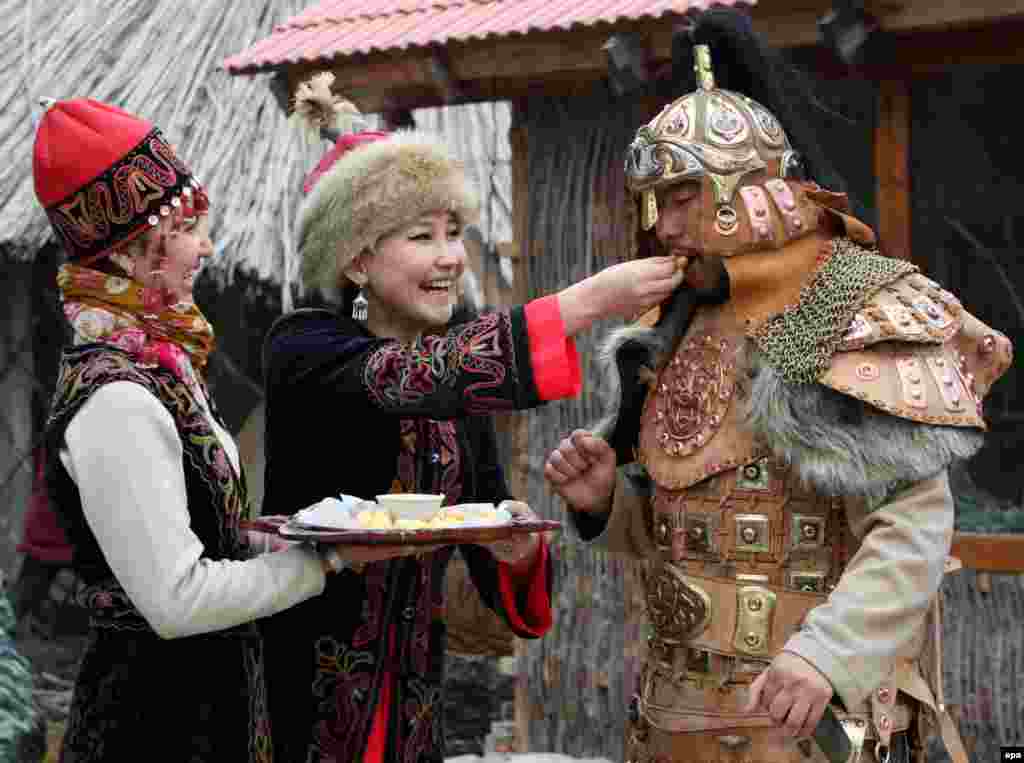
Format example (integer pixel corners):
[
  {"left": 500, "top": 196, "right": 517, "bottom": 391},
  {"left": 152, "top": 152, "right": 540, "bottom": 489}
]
[
  {"left": 597, "top": 240, "right": 1011, "bottom": 763},
  {"left": 593, "top": 30, "right": 1013, "bottom": 763}
]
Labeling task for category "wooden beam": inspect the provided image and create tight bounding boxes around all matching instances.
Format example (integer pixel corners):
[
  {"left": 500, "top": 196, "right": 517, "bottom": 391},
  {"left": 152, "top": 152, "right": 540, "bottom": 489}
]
[
  {"left": 269, "top": 5, "right": 1024, "bottom": 114},
  {"left": 277, "top": 19, "right": 677, "bottom": 112},
  {"left": 951, "top": 532, "right": 1024, "bottom": 573},
  {"left": 874, "top": 77, "right": 912, "bottom": 262},
  {"left": 752, "top": 0, "right": 1024, "bottom": 49},
  {"left": 788, "top": 17, "right": 1024, "bottom": 82},
  {"left": 869, "top": 0, "right": 1024, "bottom": 35}
]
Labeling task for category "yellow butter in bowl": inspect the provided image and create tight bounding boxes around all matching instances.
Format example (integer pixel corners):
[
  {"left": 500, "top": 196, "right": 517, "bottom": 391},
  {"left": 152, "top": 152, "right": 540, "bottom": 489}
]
[
  {"left": 355, "top": 509, "right": 375, "bottom": 526},
  {"left": 356, "top": 509, "right": 393, "bottom": 529}
]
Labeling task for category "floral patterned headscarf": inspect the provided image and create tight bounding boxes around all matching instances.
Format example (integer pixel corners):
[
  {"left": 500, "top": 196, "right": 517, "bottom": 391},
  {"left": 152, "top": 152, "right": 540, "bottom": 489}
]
[{"left": 58, "top": 262, "right": 215, "bottom": 382}]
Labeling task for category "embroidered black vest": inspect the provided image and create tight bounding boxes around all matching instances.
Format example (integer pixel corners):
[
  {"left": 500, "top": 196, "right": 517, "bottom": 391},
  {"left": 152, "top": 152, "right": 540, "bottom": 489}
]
[{"left": 45, "top": 345, "right": 272, "bottom": 763}]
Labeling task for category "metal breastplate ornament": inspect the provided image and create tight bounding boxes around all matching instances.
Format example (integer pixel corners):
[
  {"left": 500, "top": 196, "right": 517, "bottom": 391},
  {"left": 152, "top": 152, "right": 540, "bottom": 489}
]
[
  {"left": 644, "top": 564, "right": 712, "bottom": 644},
  {"left": 652, "top": 334, "right": 734, "bottom": 459},
  {"left": 638, "top": 314, "right": 762, "bottom": 491}
]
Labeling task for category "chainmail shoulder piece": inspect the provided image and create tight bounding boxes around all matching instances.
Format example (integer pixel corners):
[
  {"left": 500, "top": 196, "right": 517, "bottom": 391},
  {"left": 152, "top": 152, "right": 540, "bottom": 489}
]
[{"left": 749, "top": 238, "right": 918, "bottom": 384}]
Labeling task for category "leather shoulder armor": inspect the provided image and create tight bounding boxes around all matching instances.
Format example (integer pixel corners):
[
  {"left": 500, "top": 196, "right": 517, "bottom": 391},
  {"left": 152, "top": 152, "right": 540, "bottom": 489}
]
[{"left": 821, "top": 273, "right": 1013, "bottom": 428}]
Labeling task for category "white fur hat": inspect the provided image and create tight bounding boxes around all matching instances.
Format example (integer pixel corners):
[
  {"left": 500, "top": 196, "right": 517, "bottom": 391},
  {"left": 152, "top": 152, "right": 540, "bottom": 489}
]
[{"left": 294, "top": 75, "right": 479, "bottom": 300}]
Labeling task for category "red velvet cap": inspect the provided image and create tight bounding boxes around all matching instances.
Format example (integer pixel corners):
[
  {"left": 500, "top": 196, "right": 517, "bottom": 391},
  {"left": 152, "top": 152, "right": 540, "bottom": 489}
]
[{"left": 32, "top": 98, "right": 208, "bottom": 263}]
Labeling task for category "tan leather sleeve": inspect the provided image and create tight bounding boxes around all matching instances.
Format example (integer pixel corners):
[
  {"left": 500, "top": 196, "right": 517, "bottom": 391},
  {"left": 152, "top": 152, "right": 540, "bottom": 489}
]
[
  {"left": 782, "top": 471, "right": 954, "bottom": 710},
  {"left": 568, "top": 470, "right": 657, "bottom": 559}
]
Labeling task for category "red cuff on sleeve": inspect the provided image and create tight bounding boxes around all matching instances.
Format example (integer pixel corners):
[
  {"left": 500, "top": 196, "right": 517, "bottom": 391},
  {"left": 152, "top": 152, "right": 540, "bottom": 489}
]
[
  {"left": 497, "top": 538, "right": 552, "bottom": 637},
  {"left": 524, "top": 295, "right": 582, "bottom": 401}
]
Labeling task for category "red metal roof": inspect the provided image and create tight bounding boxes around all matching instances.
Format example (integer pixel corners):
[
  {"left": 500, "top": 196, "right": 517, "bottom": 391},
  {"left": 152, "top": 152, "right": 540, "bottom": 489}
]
[{"left": 224, "top": 0, "right": 753, "bottom": 74}]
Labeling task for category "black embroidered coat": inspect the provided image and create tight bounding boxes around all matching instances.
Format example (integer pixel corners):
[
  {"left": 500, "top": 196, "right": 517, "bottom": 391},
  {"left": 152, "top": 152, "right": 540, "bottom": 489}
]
[
  {"left": 45, "top": 346, "right": 271, "bottom": 763},
  {"left": 260, "top": 308, "right": 554, "bottom": 763}
]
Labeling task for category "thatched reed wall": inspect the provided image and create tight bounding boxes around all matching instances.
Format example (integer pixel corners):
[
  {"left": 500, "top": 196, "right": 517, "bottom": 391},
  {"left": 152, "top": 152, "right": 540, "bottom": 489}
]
[
  {"left": 0, "top": 266, "right": 35, "bottom": 580},
  {"left": 0, "top": 0, "right": 515, "bottom": 305},
  {"left": 1, "top": 0, "right": 323, "bottom": 302},
  {"left": 510, "top": 90, "right": 659, "bottom": 759},
  {"left": 416, "top": 103, "right": 514, "bottom": 249}
]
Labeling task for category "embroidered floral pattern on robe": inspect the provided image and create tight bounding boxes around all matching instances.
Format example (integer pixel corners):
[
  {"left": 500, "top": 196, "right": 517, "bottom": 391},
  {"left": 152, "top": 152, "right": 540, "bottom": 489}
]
[{"left": 363, "top": 311, "right": 518, "bottom": 413}]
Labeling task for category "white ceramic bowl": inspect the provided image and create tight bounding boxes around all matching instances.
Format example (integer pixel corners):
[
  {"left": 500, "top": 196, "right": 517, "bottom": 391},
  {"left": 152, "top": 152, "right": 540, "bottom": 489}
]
[{"left": 375, "top": 493, "right": 445, "bottom": 521}]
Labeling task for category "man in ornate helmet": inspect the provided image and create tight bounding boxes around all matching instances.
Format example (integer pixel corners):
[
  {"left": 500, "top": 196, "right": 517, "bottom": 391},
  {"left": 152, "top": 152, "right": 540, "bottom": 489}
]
[{"left": 544, "top": 9, "right": 1011, "bottom": 763}]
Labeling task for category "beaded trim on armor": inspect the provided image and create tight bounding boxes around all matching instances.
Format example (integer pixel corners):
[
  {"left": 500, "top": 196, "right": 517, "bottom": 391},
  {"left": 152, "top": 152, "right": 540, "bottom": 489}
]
[{"left": 749, "top": 238, "right": 917, "bottom": 384}]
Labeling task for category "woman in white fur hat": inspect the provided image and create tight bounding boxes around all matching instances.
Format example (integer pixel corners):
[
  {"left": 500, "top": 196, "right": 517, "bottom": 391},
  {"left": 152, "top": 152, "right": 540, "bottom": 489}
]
[{"left": 259, "top": 74, "right": 684, "bottom": 763}]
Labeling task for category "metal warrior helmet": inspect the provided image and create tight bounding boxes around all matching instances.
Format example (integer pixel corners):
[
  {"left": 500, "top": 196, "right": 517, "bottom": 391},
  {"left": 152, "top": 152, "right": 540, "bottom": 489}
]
[{"left": 625, "top": 44, "right": 819, "bottom": 256}]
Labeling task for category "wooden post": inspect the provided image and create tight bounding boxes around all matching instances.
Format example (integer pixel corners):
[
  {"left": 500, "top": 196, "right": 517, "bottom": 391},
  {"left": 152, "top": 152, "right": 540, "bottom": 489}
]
[
  {"left": 950, "top": 532, "right": 1024, "bottom": 573},
  {"left": 874, "top": 77, "right": 913, "bottom": 262},
  {"left": 508, "top": 108, "right": 532, "bottom": 755}
]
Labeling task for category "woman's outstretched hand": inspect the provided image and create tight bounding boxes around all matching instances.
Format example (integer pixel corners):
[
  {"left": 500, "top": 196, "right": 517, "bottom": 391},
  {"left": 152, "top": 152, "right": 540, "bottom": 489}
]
[
  {"left": 557, "top": 256, "right": 685, "bottom": 336},
  {"left": 485, "top": 501, "right": 541, "bottom": 567}
]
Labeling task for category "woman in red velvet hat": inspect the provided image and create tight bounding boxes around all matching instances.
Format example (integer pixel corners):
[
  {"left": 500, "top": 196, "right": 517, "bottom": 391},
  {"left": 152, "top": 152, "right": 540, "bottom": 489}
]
[
  {"left": 32, "top": 97, "right": 357, "bottom": 762},
  {"left": 258, "top": 73, "right": 687, "bottom": 763}
]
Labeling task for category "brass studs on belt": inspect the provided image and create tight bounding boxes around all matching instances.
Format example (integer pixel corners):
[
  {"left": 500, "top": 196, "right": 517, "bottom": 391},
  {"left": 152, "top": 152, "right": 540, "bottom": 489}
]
[
  {"left": 685, "top": 515, "right": 715, "bottom": 554},
  {"left": 735, "top": 583, "right": 776, "bottom": 656},
  {"left": 790, "top": 569, "right": 827, "bottom": 593},
  {"left": 735, "top": 514, "right": 770, "bottom": 553}
]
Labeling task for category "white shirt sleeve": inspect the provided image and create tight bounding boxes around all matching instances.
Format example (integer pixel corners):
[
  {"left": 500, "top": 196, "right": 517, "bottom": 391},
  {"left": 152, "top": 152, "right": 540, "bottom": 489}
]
[{"left": 61, "top": 380, "right": 326, "bottom": 639}]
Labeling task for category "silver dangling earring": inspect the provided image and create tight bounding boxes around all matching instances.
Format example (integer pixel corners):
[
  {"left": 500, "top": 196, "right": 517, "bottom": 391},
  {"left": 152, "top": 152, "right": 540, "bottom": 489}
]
[{"left": 352, "top": 288, "right": 368, "bottom": 321}]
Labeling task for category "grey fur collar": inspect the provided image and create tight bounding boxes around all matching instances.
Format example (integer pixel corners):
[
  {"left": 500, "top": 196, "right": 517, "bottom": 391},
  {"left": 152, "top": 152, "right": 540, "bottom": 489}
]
[{"left": 592, "top": 321, "right": 667, "bottom": 442}]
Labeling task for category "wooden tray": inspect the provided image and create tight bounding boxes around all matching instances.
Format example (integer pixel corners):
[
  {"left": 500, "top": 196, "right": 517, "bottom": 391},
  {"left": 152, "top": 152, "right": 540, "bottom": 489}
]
[{"left": 242, "top": 515, "right": 562, "bottom": 546}]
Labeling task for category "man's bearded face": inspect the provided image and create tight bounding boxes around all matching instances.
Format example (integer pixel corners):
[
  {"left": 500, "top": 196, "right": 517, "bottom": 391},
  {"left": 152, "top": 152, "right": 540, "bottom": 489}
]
[{"left": 654, "top": 180, "right": 703, "bottom": 258}]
